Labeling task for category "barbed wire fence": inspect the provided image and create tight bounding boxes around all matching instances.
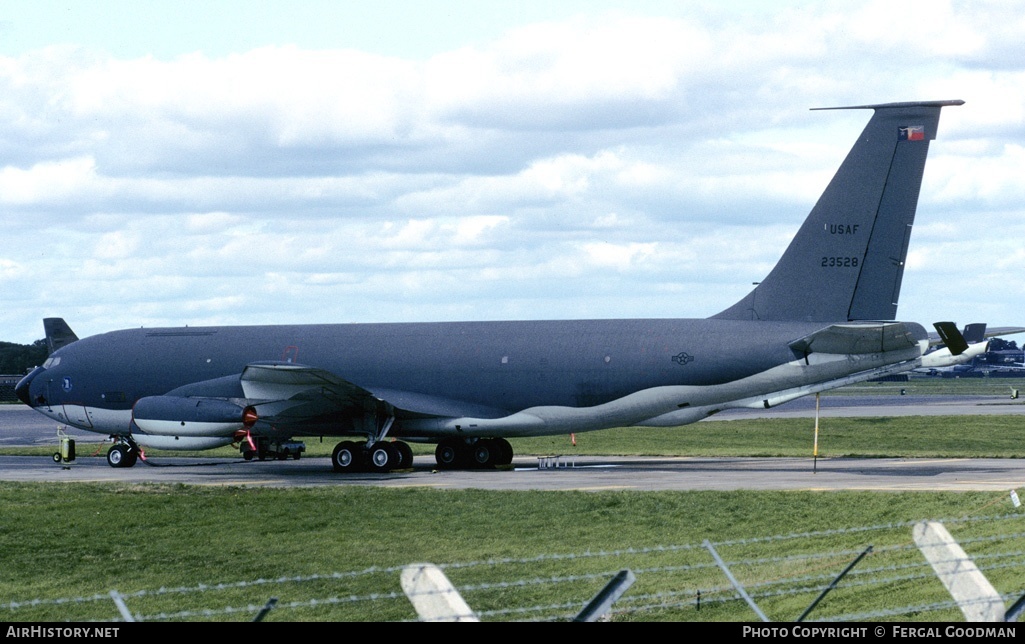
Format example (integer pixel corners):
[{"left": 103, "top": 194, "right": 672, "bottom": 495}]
[{"left": 3, "top": 510, "right": 1024, "bottom": 622}]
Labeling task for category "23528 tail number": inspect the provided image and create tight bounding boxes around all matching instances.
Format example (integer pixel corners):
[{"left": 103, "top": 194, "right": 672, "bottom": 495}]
[{"left": 821, "top": 257, "right": 859, "bottom": 267}]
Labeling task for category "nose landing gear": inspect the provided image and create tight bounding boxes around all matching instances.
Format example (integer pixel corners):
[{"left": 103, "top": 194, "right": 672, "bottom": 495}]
[{"left": 106, "top": 437, "right": 141, "bottom": 468}]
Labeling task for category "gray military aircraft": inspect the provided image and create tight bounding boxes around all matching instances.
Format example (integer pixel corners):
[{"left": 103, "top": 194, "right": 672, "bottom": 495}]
[{"left": 17, "top": 100, "right": 973, "bottom": 472}]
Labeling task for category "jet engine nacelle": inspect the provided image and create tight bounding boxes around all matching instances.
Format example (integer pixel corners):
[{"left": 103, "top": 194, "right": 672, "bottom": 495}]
[{"left": 132, "top": 396, "right": 257, "bottom": 437}]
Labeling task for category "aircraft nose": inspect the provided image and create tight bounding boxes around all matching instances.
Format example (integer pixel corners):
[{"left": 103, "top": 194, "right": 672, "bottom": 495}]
[{"left": 14, "top": 366, "right": 43, "bottom": 406}]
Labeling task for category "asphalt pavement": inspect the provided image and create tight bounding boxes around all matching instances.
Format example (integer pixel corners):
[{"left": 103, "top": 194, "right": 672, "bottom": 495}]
[{"left": 2, "top": 397, "right": 1025, "bottom": 491}]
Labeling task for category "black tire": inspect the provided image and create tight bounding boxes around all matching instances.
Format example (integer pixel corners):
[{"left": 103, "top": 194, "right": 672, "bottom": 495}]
[
  {"left": 106, "top": 444, "right": 127, "bottom": 468},
  {"left": 435, "top": 439, "right": 462, "bottom": 469},
  {"left": 332, "top": 441, "right": 362, "bottom": 473},
  {"left": 393, "top": 441, "right": 413, "bottom": 469},
  {"left": 494, "top": 438, "right": 514, "bottom": 465},
  {"left": 123, "top": 450, "right": 138, "bottom": 468},
  {"left": 471, "top": 440, "right": 495, "bottom": 468},
  {"left": 52, "top": 452, "right": 62, "bottom": 463},
  {"left": 368, "top": 441, "right": 397, "bottom": 473},
  {"left": 243, "top": 450, "right": 255, "bottom": 461},
  {"left": 292, "top": 450, "right": 301, "bottom": 461}
]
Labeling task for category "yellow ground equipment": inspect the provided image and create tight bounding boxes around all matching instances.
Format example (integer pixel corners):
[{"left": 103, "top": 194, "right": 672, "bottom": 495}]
[{"left": 52, "top": 427, "right": 75, "bottom": 466}]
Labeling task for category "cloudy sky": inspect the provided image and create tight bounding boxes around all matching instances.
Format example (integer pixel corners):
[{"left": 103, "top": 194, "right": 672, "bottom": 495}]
[{"left": 1, "top": 0, "right": 1023, "bottom": 345}]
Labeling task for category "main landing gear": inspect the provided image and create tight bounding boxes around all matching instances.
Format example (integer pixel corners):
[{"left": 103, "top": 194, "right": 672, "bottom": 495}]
[
  {"left": 331, "top": 440, "right": 414, "bottom": 473},
  {"left": 329, "top": 437, "right": 514, "bottom": 473},
  {"left": 434, "top": 437, "right": 513, "bottom": 470},
  {"left": 106, "top": 437, "right": 142, "bottom": 468}
]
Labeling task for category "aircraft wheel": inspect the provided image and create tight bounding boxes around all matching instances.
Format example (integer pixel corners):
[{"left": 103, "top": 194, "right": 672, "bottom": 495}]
[
  {"left": 332, "top": 441, "right": 362, "bottom": 473},
  {"left": 393, "top": 441, "right": 413, "bottom": 469},
  {"left": 494, "top": 438, "right": 513, "bottom": 465},
  {"left": 471, "top": 440, "right": 496, "bottom": 469},
  {"left": 107, "top": 444, "right": 128, "bottom": 468},
  {"left": 123, "top": 450, "right": 138, "bottom": 468},
  {"left": 368, "top": 441, "right": 398, "bottom": 473},
  {"left": 242, "top": 450, "right": 255, "bottom": 461},
  {"left": 435, "top": 439, "right": 463, "bottom": 469},
  {"left": 52, "top": 452, "right": 62, "bottom": 463}
]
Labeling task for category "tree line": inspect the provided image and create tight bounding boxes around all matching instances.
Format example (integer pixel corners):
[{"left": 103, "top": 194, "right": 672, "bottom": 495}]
[{"left": 0, "top": 340, "right": 48, "bottom": 375}]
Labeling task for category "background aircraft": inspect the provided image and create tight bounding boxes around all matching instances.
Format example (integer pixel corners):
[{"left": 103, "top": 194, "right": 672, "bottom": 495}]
[
  {"left": 916, "top": 323, "right": 1025, "bottom": 376},
  {"left": 17, "top": 100, "right": 976, "bottom": 472}
]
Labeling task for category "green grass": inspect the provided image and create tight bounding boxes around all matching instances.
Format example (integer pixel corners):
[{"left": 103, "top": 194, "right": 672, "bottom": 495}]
[
  {"left": 511, "top": 415, "right": 1025, "bottom": 458},
  {"left": 0, "top": 483, "right": 1021, "bottom": 622},
  {"left": 3, "top": 387, "right": 1025, "bottom": 622}
]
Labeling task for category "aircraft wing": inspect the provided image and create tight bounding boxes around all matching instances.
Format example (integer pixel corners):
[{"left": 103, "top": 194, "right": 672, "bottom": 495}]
[
  {"left": 980, "top": 326, "right": 1025, "bottom": 339},
  {"left": 239, "top": 362, "right": 508, "bottom": 429},
  {"left": 241, "top": 362, "right": 375, "bottom": 407},
  {"left": 239, "top": 362, "right": 389, "bottom": 428}
]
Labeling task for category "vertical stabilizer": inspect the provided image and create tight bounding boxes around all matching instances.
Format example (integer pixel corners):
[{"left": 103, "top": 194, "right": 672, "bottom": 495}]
[
  {"left": 43, "top": 317, "right": 79, "bottom": 355},
  {"left": 713, "top": 100, "right": 963, "bottom": 322}
]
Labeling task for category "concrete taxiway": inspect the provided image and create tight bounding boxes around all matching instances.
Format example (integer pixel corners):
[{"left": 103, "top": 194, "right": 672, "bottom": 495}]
[
  {"left": 2, "top": 397, "right": 1024, "bottom": 491},
  {"left": 1, "top": 453, "right": 1024, "bottom": 492}
]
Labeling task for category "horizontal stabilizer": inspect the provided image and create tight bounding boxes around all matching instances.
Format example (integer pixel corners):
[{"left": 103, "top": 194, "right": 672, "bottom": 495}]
[
  {"left": 811, "top": 99, "right": 965, "bottom": 113},
  {"left": 789, "top": 322, "right": 923, "bottom": 356}
]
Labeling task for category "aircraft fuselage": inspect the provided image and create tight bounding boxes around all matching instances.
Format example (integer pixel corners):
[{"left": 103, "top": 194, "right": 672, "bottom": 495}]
[{"left": 18, "top": 317, "right": 924, "bottom": 441}]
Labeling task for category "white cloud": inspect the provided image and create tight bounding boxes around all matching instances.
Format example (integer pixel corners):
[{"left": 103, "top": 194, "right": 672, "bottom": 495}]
[
  {"left": 579, "top": 241, "right": 658, "bottom": 271},
  {"left": 2, "top": 2, "right": 1025, "bottom": 344},
  {"left": 0, "top": 156, "right": 98, "bottom": 204},
  {"left": 93, "top": 230, "right": 139, "bottom": 260}
]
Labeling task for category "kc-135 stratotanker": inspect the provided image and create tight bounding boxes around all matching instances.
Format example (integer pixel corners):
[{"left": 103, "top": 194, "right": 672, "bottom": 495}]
[{"left": 17, "top": 100, "right": 987, "bottom": 471}]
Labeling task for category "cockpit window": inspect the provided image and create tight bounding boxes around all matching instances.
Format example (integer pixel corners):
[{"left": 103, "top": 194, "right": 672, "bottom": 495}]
[{"left": 42, "top": 357, "right": 61, "bottom": 368}]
